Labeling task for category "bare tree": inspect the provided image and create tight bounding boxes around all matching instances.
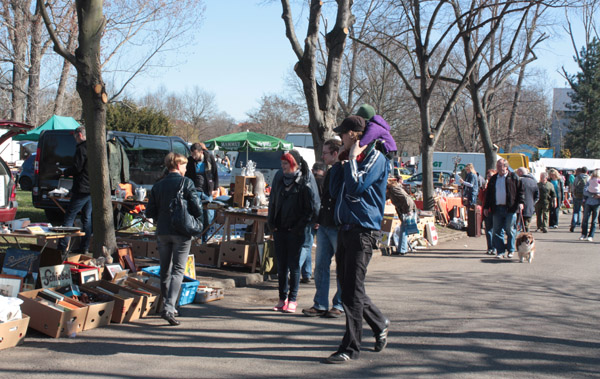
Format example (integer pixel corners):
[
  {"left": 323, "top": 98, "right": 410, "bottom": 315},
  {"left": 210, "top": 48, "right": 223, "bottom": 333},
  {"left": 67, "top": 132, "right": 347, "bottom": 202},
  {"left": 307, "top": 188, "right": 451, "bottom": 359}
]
[
  {"left": 38, "top": 0, "right": 116, "bottom": 258},
  {"left": 353, "top": 0, "right": 549, "bottom": 210},
  {"left": 246, "top": 94, "right": 307, "bottom": 138},
  {"left": 280, "top": 0, "right": 354, "bottom": 158}
]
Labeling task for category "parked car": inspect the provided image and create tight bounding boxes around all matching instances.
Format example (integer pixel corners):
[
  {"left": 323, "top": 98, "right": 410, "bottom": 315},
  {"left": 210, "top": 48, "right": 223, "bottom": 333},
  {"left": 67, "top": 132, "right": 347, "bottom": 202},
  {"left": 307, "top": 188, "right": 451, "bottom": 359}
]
[
  {"left": 404, "top": 170, "right": 455, "bottom": 188},
  {"left": 0, "top": 120, "right": 35, "bottom": 222},
  {"left": 32, "top": 129, "right": 190, "bottom": 224},
  {"left": 18, "top": 153, "right": 35, "bottom": 191},
  {"left": 217, "top": 161, "right": 232, "bottom": 187}
]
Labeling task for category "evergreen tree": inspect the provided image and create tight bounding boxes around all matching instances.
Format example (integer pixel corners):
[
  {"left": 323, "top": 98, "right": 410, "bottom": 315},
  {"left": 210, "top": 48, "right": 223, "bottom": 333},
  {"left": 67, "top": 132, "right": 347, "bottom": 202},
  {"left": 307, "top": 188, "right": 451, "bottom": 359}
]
[
  {"left": 565, "top": 39, "right": 600, "bottom": 158},
  {"left": 106, "top": 100, "right": 172, "bottom": 135}
]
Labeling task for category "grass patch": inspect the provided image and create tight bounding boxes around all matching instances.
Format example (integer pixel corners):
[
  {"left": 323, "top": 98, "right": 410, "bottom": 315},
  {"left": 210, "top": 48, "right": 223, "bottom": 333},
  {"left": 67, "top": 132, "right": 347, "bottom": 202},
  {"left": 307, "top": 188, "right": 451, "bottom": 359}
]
[{"left": 15, "top": 189, "right": 46, "bottom": 223}]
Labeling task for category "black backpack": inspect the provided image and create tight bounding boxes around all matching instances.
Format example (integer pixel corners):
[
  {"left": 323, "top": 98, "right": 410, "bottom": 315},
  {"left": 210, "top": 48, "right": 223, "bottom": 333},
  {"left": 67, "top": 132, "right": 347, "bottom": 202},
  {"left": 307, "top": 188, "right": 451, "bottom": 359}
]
[{"left": 573, "top": 176, "right": 587, "bottom": 198}]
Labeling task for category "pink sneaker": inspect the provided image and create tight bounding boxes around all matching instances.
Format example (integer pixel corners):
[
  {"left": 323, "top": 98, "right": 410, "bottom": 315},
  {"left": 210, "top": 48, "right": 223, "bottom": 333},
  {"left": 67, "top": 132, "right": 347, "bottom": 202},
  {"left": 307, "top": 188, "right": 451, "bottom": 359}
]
[
  {"left": 273, "top": 299, "right": 288, "bottom": 311},
  {"left": 283, "top": 301, "right": 297, "bottom": 313}
]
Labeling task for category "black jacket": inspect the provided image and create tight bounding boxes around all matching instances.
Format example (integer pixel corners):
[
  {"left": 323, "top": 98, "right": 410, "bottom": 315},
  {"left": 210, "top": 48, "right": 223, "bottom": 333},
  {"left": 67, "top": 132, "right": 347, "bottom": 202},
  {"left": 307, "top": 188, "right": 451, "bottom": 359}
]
[
  {"left": 317, "top": 169, "right": 336, "bottom": 227},
  {"left": 185, "top": 150, "right": 219, "bottom": 195},
  {"left": 520, "top": 174, "right": 539, "bottom": 218},
  {"left": 484, "top": 171, "right": 524, "bottom": 213},
  {"left": 146, "top": 172, "right": 203, "bottom": 236},
  {"left": 64, "top": 141, "right": 89, "bottom": 194},
  {"left": 268, "top": 169, "right": 320, "bottom": 235}
]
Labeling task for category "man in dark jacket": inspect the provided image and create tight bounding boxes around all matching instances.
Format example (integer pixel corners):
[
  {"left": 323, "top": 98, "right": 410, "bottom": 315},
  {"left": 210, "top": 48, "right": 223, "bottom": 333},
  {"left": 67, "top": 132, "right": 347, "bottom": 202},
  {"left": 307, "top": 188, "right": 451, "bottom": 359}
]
[
  {"left": 302, "top": 139, "right": 344, "bottom": 319},
  {"left": 325, "top": 116, "right": 390, "bottom": 364},
  {"left": 185, "top": 142, "right": 218, "bottom": 242},
  {"left": 484, "top": 159, "right": 525, "bottom": 259},
  {"left": 58, "top": 126, "right": 91, "bottom": 254},
  {"left": 517, "top": 167, "right": 539, "bottom": 232}
]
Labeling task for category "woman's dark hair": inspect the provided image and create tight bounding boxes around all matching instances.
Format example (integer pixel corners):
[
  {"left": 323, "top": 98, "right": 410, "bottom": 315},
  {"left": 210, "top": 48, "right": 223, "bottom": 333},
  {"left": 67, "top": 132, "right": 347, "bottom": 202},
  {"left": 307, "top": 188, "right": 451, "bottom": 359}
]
[
  {"left": 324, "top": 138, "right": 342, "bottom": 153},
  {"left": 289, "top": 149, "right": 309, "bottom": 178}
]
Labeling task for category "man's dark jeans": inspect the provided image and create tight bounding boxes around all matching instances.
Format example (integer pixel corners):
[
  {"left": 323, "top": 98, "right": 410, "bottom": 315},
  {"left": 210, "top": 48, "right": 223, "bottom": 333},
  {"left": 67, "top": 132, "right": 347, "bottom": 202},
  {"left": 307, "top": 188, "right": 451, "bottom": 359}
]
[
  {"left": 57, "top": 192, "right": 92, "bottom": 252},
  {"left": 335, "top": 226, "right": 387, "bottom": 359}
]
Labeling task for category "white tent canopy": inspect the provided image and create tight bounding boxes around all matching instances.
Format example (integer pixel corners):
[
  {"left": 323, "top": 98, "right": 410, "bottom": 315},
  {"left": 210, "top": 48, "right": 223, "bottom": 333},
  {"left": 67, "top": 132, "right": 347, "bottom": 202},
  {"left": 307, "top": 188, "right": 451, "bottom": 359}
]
[{"left": 538, "top": 158, "right": 600, "bottom": 171}]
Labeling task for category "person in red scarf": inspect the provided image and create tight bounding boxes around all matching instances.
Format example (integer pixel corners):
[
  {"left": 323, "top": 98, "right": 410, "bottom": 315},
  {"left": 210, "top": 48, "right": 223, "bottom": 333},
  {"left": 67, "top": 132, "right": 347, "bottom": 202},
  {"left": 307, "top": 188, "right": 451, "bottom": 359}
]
[{"left": 267, "top": 150, "right": 320, "bottom": 313}]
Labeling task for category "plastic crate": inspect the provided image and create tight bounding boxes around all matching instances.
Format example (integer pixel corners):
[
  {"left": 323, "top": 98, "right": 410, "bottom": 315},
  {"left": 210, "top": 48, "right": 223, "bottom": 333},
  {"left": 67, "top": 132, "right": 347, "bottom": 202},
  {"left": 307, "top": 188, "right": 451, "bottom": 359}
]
[{"left": 141, "top": 266, "right": 199, "bottom": 306}]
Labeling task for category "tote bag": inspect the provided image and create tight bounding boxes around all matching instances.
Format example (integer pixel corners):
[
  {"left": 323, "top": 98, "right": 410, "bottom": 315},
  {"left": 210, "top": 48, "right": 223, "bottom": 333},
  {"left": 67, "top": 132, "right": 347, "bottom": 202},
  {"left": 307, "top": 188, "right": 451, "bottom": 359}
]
[
  {"left": 170, "top": 179, "right": 203, "bottom": 237},
  {"left": 403, "top": 212, "right": 420, "bottom": 235}
]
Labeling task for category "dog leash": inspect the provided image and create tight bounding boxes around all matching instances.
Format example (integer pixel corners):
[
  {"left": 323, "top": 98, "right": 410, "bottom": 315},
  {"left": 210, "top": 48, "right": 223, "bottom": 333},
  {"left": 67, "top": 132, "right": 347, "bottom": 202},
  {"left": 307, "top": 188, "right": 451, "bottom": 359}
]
[{"left": 517, "top": 210, "right": 525, "bottom": 232}]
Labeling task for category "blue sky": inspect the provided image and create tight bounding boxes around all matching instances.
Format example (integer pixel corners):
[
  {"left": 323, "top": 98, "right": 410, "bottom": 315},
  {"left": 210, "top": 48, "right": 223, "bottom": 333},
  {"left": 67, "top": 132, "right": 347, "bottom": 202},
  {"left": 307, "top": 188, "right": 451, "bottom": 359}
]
[{"left": 130, "top": 1, "right": 581, "bottom": 122}]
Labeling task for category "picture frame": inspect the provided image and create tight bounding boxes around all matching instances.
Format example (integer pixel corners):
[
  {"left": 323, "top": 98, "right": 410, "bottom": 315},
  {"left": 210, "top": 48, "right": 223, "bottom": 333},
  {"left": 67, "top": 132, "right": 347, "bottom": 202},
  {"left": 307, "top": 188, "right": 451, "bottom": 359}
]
[
  {"left": 0, "top": 275, "right": 24, "bottom": 297},
  {"left": 79, "top": 269, "right": 99, "bottom": 284},
  {"left": 105, "top": 263, "right": 123, "bottom": 279},
  {"left": 185, "top": 254, "right": 196, "bottom": 279}
]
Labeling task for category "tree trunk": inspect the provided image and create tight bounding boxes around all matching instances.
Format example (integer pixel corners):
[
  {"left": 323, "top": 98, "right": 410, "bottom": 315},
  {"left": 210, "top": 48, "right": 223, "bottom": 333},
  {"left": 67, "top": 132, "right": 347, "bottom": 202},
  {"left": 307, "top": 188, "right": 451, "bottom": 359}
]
[
  {"left": 469, "top": 83, "right": 497, "bottom": 171},
  {"left": 506, "top": 63, "right": 527, "bottom": 152},
  {"left": 10, "top": 0, "right": 28, "bottom": 122},
  {"left": 73, "top": 0, "right": 116, "bottom": 258},
  {"left": 54, "top": 32, "right": 76, "bottom": 115},
  {"left": 27, "top": 7, "right": 43, "bottom": 126}
]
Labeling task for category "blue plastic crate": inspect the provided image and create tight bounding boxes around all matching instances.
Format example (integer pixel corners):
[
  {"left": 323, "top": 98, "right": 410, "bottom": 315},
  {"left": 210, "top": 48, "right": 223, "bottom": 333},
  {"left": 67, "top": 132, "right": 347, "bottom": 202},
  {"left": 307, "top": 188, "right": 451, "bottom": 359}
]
[{"left": 142, "top": 266, "right": 199, "bottom": 306}]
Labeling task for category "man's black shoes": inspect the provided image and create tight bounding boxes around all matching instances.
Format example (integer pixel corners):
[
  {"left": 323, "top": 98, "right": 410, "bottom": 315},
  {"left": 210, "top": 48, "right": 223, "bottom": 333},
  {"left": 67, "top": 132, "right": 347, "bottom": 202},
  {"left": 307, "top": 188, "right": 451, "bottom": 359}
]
[
  {"left": 161, "top": 311, "right": 180, "bottom": 326},
  {"left": 325, "top": 351, "right": 351, "bottom": 364},
  {"left": 374, "top": 319, "right": 390, "bottom": 352}
]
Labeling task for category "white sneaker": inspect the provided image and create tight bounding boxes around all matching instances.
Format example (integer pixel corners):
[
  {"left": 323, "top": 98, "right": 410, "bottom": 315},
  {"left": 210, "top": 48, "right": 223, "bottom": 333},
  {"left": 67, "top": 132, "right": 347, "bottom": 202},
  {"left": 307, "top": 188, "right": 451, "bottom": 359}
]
[
  {"left": 580, "top": 235, "right": 587, "bottom": 240},
  {"left": 496, "top": 254, "right": 505, "bottom": 259},
  {"left": 587, "top": 237, "right": 593, "bottom": 242}
]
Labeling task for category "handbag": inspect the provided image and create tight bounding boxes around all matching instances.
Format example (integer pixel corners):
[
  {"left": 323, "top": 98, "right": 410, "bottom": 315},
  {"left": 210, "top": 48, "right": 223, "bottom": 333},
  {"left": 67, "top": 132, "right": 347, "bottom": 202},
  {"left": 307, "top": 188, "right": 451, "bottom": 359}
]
[
  {"left": 403, "top": 212, "right": 420, "bottom": 235},
  {"left": 170, "top": 178, "right": 203, "bottom": 237}
]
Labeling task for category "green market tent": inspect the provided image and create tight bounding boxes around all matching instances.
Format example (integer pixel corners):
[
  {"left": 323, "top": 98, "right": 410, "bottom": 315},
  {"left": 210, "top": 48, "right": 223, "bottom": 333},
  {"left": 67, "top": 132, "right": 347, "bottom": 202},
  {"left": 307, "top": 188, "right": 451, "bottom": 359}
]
[
  {"left": 205, "top": 131, "right": 293, "bottom": 162},
  {"left": 13, "top": 115, "right": 80, "bottom": 141}
]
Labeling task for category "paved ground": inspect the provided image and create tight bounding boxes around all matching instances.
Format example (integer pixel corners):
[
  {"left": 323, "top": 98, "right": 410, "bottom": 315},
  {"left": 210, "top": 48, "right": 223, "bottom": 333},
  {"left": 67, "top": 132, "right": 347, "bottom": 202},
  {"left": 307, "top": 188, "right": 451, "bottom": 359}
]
[{"left": 2, "top": 220, "right": 599, "bottom": 378}]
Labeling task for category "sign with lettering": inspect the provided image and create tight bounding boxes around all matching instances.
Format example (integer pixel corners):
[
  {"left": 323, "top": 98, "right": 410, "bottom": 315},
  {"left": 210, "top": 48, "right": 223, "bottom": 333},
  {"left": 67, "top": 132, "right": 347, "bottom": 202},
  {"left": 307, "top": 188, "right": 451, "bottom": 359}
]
[
  {"left": 39, "top": 265, "right": 72, "bottom": 288},
  {"left": 1, "top": 248, "right": 42, "bottom": 290}
]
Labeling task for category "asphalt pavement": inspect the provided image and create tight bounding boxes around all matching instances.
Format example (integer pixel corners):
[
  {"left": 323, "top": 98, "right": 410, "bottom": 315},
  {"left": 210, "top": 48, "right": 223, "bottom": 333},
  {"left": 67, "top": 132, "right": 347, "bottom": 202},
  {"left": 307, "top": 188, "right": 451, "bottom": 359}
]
[{"left": 2, "top": 218, "right": 599, "bottom": 378}]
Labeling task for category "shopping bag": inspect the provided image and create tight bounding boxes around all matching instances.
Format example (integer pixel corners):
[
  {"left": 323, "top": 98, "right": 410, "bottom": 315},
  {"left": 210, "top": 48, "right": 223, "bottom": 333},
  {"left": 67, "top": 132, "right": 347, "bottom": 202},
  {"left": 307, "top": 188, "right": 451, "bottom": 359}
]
[{"left": 403, "top": 213, "right": 420, "bottom": 235}]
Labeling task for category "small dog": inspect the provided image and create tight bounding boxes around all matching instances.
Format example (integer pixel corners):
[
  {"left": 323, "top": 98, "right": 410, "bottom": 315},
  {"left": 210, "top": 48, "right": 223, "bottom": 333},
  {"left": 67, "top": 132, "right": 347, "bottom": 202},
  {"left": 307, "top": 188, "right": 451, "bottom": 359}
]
[{"left": 516, "top": 232, "right": 535, "bottom": 263}]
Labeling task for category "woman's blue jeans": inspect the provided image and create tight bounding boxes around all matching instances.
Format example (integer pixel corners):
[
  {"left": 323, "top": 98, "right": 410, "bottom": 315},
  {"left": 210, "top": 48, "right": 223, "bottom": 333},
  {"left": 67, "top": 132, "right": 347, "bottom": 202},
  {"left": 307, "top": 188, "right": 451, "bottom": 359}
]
[{"left": 582, "top": 203, "right": 599, "bottom": 238}]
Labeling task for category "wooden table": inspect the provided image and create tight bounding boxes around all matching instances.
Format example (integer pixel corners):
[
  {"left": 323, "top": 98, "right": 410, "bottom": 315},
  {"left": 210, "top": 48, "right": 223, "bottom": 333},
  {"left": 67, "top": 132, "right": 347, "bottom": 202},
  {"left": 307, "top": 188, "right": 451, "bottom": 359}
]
[{"left": 0, "top": 231, "right": 85, "bottom": 261}]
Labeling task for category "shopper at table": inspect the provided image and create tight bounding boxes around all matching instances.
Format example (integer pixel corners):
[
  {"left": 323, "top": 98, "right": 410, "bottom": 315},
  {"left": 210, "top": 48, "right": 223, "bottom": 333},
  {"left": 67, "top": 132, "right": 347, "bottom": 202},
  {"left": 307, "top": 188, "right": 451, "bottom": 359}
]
[
  {"left": 268, "top": 150, "right": 319, "bottom": 314},
  {"left": 387, "top": 176, "right": 417, "bottom": 255},
  {"left": 459, "top": 163, "right": 479, "bottom": 207},
  {"left": 185, "top": 142, "right": 219, "bottom": 242},
  {"left": 146, "top": 153, "right": 202, "bottom": 326},
  {"left": 57, "top": 126, "right": 91, "bottom": 255},
  {"left": 325, "top": 115, "right": 390, "bottom": 364},
  {"left": 302, "top": 139, "right": 344, "bottom": 318}
]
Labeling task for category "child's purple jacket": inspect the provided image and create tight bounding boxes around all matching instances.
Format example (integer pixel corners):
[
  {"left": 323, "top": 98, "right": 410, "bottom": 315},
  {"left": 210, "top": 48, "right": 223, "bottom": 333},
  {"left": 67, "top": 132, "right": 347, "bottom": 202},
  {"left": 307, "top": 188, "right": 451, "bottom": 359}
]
[{"left": 358, "top": 115, "right": 397, "bottom": 153}]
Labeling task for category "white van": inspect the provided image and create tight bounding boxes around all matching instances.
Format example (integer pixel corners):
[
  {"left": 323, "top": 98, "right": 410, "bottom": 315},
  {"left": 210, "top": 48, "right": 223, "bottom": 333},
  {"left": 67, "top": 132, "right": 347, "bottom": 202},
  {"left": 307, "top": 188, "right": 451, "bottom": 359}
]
[
  {"left": 419, "top": 152, "right": 487, "bottom": 176},
  {"left": 285, "top": 132, "right": 314, "bottom": 148}
]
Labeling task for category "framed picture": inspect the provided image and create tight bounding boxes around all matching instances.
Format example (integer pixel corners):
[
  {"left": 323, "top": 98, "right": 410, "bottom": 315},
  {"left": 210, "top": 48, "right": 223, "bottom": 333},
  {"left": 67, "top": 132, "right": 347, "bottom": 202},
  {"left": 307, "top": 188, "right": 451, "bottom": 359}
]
[
  {"left": 39, "top": 265, "right": 72, "bottom": 288},
  {"left": 0, "top": 275, "right": 24, "bottom": 297},
  {"left": 79, "top": 269, "right": 99, "bottom": 284},
  {"left": 185, "top": 254, "right": 196, "bottom": 279},
  {"left": 105, "top": 263, "right": 123, "bottom": 279}
]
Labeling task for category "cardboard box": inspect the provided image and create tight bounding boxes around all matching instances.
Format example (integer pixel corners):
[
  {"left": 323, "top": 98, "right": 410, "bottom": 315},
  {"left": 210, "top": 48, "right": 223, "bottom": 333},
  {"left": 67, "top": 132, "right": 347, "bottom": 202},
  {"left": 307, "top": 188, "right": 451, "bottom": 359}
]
[
  {"left": 191, "top": 243, "right": 219, "bottom": 266},
  {"left": 82, "top": 299, "right": 114, "bottom": 331},
  {"left": 194, "top": 286, "right": 224, "bottom": 303},
  {"left": 123, "top": 277, "right": 160, "bottom": 316},
  {"left": 380, "top": 216, "right": 401, "bottom": 233},
  {"left": 118, "top": 238, "right": 148, "bottom": 257},
  {"left": 81, "top": 280, "right": 143, "bottom": 323},
  {"left": 220, "top": 240, "right": 251, "bottom": 264},
  {"left": 18, "top": 289, "right": 88, "bottom": 338},
  {"left": 146, "top": 241, "right": 159, "bottom": 259},
  {"left": 68, "top": 254, "right": 94, "bottom": 265},
  {"left": 0, "top": 314, "right": 30, "bottom": 350}
]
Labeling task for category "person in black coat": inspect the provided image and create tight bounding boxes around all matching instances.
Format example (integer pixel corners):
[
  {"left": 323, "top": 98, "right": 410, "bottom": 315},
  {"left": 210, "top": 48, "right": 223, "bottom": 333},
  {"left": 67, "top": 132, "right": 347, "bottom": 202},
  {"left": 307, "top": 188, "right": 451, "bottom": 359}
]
[
  {"left": 147, "top": 153, "right": 202, "bottom": 326},
  {"left": 57, "top": 126, "right": 92, "bottom": 254},
  {"left": 517, "top": 167, "right": 539, "bottom": 232}
]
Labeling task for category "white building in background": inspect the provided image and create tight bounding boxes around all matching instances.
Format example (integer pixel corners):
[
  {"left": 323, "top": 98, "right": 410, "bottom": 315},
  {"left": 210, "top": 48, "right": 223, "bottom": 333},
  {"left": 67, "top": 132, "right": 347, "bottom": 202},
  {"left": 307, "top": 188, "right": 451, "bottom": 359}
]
[{"left": 551, "top": 88, "right": 577, "bottom": 157}]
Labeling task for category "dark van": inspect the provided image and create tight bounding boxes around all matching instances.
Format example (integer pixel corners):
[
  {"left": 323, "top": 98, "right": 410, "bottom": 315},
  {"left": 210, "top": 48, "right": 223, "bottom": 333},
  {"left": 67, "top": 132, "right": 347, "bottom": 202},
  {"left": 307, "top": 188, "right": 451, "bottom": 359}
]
[{"left": 32, "top": 130, "right": 190, "bottom": 223}]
